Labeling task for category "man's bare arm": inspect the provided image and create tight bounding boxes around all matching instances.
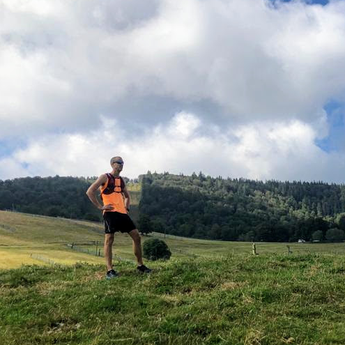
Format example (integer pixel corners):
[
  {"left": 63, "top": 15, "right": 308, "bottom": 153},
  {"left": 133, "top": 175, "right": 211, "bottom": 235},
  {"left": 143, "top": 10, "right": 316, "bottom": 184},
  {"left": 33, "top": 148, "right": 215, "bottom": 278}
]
[{"left": 86, "top": 174, "right": 113, "bottom": 211}]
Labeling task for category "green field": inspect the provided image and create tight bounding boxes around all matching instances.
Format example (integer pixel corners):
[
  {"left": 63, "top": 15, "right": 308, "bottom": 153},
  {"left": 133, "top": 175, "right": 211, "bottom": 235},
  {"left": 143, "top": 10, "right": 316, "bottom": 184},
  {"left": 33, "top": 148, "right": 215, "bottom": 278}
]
[
  {"left": 1, "top": 253, "right": 345, "bottom": 344},
  {"left": 1, "top": 210, "right": 345, "bottom": 269},
  {"left": 2, "top": 211, "right": 345, "bottom": 344}
]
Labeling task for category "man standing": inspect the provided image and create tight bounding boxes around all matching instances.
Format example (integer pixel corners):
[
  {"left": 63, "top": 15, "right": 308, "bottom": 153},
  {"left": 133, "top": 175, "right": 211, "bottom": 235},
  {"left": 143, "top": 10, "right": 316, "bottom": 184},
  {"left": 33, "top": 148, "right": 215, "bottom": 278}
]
[{"left": 86, "top": 156, "right": 151, "bottom": 279}]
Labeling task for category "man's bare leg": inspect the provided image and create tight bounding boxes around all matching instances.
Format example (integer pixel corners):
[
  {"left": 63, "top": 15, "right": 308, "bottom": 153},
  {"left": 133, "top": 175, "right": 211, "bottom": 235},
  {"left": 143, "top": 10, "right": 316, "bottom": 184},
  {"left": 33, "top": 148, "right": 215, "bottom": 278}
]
[
  {"left": 128, "top": 229, "right": 143, "bottom": 266},
  {"left": 104, "top": 233, "right": 115, "bottom": 271}
]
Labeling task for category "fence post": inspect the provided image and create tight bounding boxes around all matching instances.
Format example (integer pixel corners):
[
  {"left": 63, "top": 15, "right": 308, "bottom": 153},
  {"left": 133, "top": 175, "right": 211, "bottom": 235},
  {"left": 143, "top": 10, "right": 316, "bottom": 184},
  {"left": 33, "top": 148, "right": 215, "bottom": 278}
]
[{"left": 252, "top": 242, "right": 258, "bottom": 255}]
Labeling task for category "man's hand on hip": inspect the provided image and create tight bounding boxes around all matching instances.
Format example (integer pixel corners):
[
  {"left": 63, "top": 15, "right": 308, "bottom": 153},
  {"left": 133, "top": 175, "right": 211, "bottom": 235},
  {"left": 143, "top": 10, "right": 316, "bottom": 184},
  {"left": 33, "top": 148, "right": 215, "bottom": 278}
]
[{"left": 100, "top": 204, "right": 114, "bottom": 211}]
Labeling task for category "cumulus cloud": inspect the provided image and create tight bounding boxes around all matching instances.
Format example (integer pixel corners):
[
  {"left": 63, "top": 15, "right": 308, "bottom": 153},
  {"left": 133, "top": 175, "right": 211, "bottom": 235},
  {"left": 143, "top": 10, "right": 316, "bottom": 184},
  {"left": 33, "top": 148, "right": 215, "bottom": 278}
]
[
  {"left": 1, "top": 0, "right": 345, "bottom": 135},
  {"left": 1, "top": 111, "right": 345, "bottom": 183},
  {"left": 1, "top": 0, "right": 345, "bottom": 181}
]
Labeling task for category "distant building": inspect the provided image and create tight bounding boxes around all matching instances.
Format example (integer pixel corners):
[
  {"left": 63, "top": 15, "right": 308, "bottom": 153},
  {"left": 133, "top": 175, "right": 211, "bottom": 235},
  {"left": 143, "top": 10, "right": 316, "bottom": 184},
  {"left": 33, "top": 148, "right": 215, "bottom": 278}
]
[{"left": 298, "top": 239, "right": 306, "bottom": 243}]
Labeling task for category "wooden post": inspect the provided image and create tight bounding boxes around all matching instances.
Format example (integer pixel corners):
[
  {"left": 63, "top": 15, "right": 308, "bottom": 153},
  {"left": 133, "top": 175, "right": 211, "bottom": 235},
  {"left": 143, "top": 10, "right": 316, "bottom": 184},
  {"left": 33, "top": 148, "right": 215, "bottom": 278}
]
[
  {"left": 252, "top": 242, "right": 258, "bottom": 255},
  {"left": 287, "top": 245, "right": 292, "bottom": 255}
]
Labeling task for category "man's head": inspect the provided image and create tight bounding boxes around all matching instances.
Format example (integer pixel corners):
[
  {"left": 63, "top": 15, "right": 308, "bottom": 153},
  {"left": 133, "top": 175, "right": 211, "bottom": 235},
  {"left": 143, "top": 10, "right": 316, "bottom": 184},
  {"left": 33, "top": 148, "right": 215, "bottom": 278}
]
[{"left": 110, "top": 156, "right": 124, "bottom": 173}]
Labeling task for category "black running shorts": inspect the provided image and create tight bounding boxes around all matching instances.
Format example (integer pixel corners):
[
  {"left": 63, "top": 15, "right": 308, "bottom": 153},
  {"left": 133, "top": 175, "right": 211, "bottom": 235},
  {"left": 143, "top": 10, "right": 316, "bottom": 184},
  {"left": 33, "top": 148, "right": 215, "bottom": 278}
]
[{"left": 103, "top": 212, "right": 137, "bottom": 234}]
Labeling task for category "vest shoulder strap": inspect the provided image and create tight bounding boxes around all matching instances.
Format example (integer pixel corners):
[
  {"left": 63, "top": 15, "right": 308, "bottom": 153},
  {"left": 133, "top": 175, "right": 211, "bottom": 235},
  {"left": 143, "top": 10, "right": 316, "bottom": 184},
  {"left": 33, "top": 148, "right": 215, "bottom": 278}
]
[
  {"left": 106, "top": 173, "right": 115, "bottom": 186},
  {"left": 102, "top": 174, "right": 124, "bottom": 193}
]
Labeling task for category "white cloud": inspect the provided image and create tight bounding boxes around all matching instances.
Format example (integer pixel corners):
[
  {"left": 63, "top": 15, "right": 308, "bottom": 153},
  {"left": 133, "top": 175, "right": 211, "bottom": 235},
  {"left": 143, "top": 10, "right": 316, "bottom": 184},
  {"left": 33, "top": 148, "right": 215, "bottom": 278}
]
[
  {"left": 1, "top": 0, "right": 345, "bottom": 137},
  {"left": 167, "top": 112, "right": 201, "bottom": 138},
  {"left": 1, "top": 112, "right": 345, "bottom": 183},
  {"left": 1, "top": 0, "right": 345, "bottom": 182},
  {"left": 1, "top": 0, "right": 60, "bottom": 15}
]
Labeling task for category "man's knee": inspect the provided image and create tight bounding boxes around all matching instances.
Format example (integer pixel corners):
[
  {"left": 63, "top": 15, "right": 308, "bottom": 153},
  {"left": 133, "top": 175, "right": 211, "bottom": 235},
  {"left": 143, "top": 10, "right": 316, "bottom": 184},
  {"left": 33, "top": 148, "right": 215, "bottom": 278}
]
[
  {"left": 130, "top": 230, "right": 141, "bottom": 244},
  {"left": 105, "top": 234, "right": 114, "bottom": 245}
]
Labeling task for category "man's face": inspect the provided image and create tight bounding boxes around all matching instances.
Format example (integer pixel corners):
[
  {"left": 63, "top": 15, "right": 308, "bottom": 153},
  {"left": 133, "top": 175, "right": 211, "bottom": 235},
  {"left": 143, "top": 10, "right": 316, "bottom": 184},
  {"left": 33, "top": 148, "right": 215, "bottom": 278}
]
[{"left": 111, "top": 157, "right": 124, "bottom": 172}]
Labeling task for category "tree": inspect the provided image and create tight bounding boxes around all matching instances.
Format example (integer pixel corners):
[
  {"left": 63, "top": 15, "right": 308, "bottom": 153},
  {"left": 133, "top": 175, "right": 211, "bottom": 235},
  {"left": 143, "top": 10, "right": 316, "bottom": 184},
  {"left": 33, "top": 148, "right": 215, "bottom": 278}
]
[
  {"left": 325, "top": 228, "right": 345, "bottom": 242},
  {"left": 336, "top": 213, "right": 345, "bottom": 231},
  {"left": 311, "top": 230, "right": 323, "bottom": 242},
  {"left": 138, "top": 214, "right": 153, "bottom": 236},
  {"left": 84, "top": 213, "right": 101, "bottom": 222},
  {"left": 143, "top": 238, "right": 171, "bottom": 261},
  {"left": 210, "top": 224, "right": 221, "bottom": 239},
  {"left": 151, "top": 219, "right": 165, "bottom": 233},
  {"left": 238, "top": 231, "right": 255, "bottom": 242}
]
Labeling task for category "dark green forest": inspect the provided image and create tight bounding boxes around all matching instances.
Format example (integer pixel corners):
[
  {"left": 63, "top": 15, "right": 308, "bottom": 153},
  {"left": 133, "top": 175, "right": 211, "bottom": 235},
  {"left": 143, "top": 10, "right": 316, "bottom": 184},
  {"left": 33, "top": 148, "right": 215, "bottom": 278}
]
[
  {"left": 0, "top": 176, "right": 102, "bottom": 221},
  {"left": 139, "top": 172, "right": 345, "bottom": 242},
  {"left": 1, "top": 173, "right": 345, "bottom": 242}
]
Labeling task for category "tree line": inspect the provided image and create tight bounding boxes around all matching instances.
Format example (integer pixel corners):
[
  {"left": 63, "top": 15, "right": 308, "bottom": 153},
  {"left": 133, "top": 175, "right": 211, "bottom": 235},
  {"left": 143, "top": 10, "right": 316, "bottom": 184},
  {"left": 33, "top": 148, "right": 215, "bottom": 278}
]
[
  {"left": 138, "top": 172, "right": 345, "bottom": 242},
  {"left": 2, "top": 173, "right": 345, "bottom": 242},
  {"left": 0, "top": 176, "right": 102, "bottom": 221}
]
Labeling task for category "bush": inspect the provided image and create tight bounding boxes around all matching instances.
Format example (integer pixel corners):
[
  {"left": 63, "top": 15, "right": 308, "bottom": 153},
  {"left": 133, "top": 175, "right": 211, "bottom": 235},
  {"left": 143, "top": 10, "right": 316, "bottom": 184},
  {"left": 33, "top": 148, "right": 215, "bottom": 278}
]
[
  {"left": 325, "top": 228, "right": 345, "bottom": 242},
  {"left": 143, "top": 238, "right": 171, "bottom": 261},
  {"left": 312, "top": 230, "right": 323, "bottom": 242}
]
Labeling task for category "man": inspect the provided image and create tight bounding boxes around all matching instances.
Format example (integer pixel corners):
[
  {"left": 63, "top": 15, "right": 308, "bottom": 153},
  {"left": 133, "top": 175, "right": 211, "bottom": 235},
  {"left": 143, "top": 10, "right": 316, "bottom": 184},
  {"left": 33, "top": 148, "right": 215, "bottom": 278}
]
[{"left": 86, "top": 156, "right": 151, "bottom": 279}]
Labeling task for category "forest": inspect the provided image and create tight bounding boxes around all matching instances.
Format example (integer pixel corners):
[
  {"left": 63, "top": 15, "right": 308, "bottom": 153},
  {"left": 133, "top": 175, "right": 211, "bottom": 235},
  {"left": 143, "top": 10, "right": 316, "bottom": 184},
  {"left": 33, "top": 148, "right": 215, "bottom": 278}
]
[
  {"left": 1, "top": 173, "right": 345, "bottom": 242},
  {"left": 0, "top": 176, "right": 102, "bottom": 221},
  {"left": 138, "top": 172, "right": 345, "bottom": 242}
]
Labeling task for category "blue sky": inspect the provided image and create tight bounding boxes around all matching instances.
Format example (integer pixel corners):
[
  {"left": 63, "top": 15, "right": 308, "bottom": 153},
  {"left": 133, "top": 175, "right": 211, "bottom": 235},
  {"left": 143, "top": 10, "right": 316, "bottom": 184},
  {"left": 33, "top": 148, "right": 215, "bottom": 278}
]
[
  {"left": 1, "top": 0, "right": 345, "bottom": 182},
  {"left": 317, "top": 101, "right": 345, "bottom": 152},
  {"left": 296, "top": 0, "right": 329, "bottom": 4},
  {"left": 275, "top": 0, "right": 329, "bottom": 5},
  {"left": 269, "top": 0, "right": 329, "bottom": 7}
]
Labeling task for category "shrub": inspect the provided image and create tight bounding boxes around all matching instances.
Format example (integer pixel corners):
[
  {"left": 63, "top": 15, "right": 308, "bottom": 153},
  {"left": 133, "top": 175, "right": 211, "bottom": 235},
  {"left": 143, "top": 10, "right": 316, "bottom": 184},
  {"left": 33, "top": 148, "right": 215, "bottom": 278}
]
[
  {"left": 326, "top": 228, "right": 345, "bottom": 242},
  {"left": 143, "top": 238, "right": 171, "bottom": 261},
  {"left": 312, "top": 230, "right": 323, "bottom": 242}
]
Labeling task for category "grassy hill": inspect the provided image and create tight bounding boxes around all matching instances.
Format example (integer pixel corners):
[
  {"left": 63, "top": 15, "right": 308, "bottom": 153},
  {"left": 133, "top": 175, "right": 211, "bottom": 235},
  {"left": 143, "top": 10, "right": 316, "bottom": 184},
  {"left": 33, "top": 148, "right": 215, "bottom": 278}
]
[
  {"left": 2, "top": 212, "right": 345, "bottom": 343},
  {"left": 1, "top": 254, "right": 345, "bottom": 344},
  {"left": 2, "top": 210, "right": 345, "bottom": 270},
  {"left": 0, "top": 210, "right": 105, "bottom": 268}
]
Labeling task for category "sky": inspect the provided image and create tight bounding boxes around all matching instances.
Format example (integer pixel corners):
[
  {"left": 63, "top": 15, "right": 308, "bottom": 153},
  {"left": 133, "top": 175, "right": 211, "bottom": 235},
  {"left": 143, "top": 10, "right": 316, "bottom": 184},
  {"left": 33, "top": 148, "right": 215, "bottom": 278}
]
[{"left": 1, "top": 0, "right": 345, "bottom": 183}]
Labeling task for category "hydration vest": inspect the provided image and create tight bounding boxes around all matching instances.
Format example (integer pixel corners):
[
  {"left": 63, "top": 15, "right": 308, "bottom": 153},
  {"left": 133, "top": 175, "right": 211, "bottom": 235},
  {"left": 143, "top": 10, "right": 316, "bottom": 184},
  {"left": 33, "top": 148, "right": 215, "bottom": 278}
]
[{"left": 100, "top": 173, "right": 127, "bottom": 214}]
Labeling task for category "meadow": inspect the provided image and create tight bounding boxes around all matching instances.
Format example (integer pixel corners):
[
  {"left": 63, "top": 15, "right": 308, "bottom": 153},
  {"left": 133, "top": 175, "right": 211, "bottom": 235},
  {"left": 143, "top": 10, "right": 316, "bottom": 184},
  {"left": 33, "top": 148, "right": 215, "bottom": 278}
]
[
  {"left": 1, "top": 211, "right": 345, "bottom": 344},
  {"left": 1, "top": 210, "right": 345, "bottom": 269},
  {"left": 1, "top": 252, "right": 345, "bottom": 344}
]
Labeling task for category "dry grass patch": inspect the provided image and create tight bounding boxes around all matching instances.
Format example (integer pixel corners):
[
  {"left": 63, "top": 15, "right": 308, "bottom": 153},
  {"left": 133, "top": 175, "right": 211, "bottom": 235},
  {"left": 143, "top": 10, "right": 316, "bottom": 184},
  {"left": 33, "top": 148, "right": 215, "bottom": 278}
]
[
  {"left": 220, "top": 281, "right": 246, "bottom": 291},
  {"left": 244, "top": 329, "right": 266, "bottom": 345}
]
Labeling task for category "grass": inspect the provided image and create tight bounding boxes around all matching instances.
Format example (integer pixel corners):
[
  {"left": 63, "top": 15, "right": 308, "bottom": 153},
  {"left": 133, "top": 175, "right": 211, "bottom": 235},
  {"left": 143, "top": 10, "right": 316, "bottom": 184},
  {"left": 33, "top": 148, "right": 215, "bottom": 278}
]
[
  {"left": 0, "top": 211, "right": 106, "bottom": 268},
  {"left": 152, "top": 232, "right": 345, "bottom": 256},
  {"left": 0, "top": 183, "right": 141, "bottom": 268},
  {"left": 2, "top": 210, "right": 345, "bottom": 269},
  {"left": 2, "top": 211, "right": 345, "bottom": 343},
  {"left": 1, "top": 254, "right": 345, "bottom": 344}
]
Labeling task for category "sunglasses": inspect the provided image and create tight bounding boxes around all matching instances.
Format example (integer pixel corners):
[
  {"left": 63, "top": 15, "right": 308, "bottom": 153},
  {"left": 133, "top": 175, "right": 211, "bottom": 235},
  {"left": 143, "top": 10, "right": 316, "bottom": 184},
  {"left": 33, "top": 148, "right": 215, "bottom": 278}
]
[{"left": 113, "top": 160, "right": 124, "bottom": 165}]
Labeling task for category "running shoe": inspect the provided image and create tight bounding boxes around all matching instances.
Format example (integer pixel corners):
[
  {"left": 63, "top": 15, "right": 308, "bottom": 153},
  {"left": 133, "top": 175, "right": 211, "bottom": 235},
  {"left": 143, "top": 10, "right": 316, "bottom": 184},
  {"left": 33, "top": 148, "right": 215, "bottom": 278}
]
[
  {"left": 106, "top": 269, "right": 118, "bottom": 279},
  {"left": 137, "top": 265, "right": 152, "bottom": 274}
]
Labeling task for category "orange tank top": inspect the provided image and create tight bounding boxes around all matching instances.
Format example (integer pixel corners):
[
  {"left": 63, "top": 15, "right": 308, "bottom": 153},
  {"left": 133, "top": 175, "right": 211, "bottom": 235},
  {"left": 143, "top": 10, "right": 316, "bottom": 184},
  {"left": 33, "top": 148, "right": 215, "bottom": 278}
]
[{"left": 100, "top": 173, "right": 127, "bottom": 214}]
